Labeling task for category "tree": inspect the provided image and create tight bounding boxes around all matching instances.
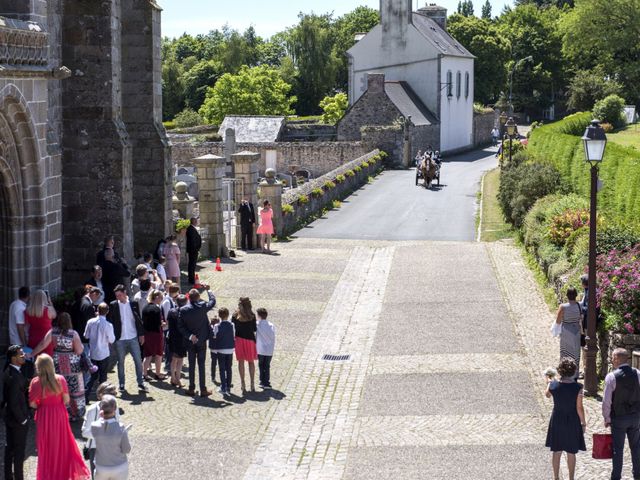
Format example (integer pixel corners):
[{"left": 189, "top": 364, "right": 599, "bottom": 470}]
[
  {"left": 566, "top": 68, "right": 624, "bottom": 112},
  {"left": 182, "top": 60, "right": 223, "bottom": 111},
  {"left": 561, "top": 0, "right": 640, "bottom": 106},
  {"left": 162, "top": 52, "right": 185, "bottom": 121},
  {"left": 198, "top": 65, "right": 296, "bottom": 125},
  {"left": 593, "top": 94, "right": 626, "bottom": 128},
  {"left": 448, "top": 14, "right": 511, "bottom": 104},
  {"left": 481, "top": 0, "right": 492, "bottom": 19},
  {"left": 458, "top": 0, "right": 475, "bottom": 16},
  {"left": 319, "top": 93, "right": 348, "bottom": 125}
]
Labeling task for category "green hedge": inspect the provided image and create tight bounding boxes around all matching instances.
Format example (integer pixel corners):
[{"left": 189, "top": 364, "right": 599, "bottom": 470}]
[{"left": 528, "top": 112, "right": 640, "bottom": 228}]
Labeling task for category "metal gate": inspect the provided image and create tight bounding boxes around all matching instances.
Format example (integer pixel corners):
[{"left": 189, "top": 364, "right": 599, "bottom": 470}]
[{"left": 222, "top": 178, "right": 244, "bottom": 250}]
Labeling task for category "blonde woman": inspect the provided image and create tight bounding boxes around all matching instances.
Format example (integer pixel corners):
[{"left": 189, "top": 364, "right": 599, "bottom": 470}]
[
  {"left": 29, "top": 354, "right": 90, "bottom": 480},
  {"left": 142, "top": 290, "right": 166, "bottom": 380},
  {"left": 25, "top": 290, "right": 57, "bottom": 357},
  {"left": 232, "top": 297, "right": 257, "bottom": 394}
]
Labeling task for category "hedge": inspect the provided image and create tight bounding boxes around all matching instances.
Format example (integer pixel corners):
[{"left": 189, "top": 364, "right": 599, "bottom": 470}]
[{"left": 528, "top": 112, "right": 640, "bottom": 228}]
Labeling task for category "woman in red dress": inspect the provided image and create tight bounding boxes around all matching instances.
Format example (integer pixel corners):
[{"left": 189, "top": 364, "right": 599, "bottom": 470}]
[
  {"left": 256, "top": 200, "right": 274, "bottom": 254},
  {"left": 142, "top": 290, "right": 167, "bottom": 380},
  {"left": 25, "top": 290, "right": 57, "bottom": 357},
  {"left": 29, "top": 354, "right": 90, "bottom": 480}
]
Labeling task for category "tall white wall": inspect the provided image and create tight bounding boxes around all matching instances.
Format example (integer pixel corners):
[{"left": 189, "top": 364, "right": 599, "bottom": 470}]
[{"left": 440, "top": 56, "right": 474, "bottom": 152}]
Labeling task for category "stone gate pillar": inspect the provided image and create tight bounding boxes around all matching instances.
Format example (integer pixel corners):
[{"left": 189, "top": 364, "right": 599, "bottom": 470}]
[
  {"left": 194, "top": 154, "right": 226, "bottom": 258},
  {"left": 259, "top": 170, "right": 283, "bottom": 238},
  {"left": 232, "top": 151, "right": 259, "bottom": 249},
  {"left": 225, "top": 128, "right": 237, "bottom": 176}
]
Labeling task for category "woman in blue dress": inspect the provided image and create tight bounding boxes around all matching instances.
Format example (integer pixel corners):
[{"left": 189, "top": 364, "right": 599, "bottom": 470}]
[{"left": 545, "top": 357, "right": 586, "bottom": 480}]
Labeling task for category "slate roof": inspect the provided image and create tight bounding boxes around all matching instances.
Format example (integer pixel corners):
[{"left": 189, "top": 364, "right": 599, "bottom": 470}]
[
  {"left": 385, "top": 81, "right": 438, "bottom": 126},
  {"left": 412, "top": 13, "right": 474, "bottom": 59},
  {"left": 218, "top": 116, "right": 285, "bottom": 143}
]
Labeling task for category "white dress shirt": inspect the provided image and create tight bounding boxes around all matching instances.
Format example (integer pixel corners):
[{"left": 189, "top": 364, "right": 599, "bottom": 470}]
[
  {"left": 8, "top": 299, "right": 27, "bottom": 345},
  {"left": 256, "top": 319, "right": 276, "bottom": 356},
  {"left": 84, "top": 315, "right": 116, "bottom": 361},
  {"left": 118, "top": 301, "right": 137, "bottom": 341}
]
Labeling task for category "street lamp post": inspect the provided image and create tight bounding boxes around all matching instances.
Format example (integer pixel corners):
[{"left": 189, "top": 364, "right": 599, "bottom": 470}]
[
  {"left": 505, "top": 117, "right": 517, "bottom": 165},
  {"left": 582, "top": 119, "right": 607, "bottom": 397}
]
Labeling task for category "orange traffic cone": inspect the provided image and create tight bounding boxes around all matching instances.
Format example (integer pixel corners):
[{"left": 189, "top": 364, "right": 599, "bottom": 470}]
[
  {"left": 215, "top": 257, "right": 222, "bottom": 272},
  {"left": 194, "top": 273, "right": 201, "bottom": 288}
]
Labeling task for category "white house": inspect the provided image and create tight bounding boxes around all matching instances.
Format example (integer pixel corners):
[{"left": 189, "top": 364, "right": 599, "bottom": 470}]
[{"left": 345, "top": 1, "right": 475, "bottom": 153}]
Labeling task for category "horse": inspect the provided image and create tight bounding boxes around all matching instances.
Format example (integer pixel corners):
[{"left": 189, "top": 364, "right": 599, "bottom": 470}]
[{"left": 420, "top": 156, "right": 438, "bottom": 188}]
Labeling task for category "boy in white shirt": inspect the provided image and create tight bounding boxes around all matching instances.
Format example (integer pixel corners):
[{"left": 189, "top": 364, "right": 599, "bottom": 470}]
[{"left": 256, "top": 307, "right": 275, "bottom": 389}]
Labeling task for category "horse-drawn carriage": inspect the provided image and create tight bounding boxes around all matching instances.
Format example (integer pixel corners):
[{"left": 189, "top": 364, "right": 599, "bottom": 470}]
[{"left": 415, "top": 149, "right": 441, "bottom": 188}]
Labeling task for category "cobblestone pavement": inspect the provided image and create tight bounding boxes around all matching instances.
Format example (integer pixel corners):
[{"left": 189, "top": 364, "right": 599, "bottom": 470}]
[{"left": 11, "top": 237, "right": 620, "bottom": 479}]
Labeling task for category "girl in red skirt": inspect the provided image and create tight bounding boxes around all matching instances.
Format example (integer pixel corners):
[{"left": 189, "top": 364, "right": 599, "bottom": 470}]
[{"left": 232, "top": 297, "right": 257, "bottom": 394}]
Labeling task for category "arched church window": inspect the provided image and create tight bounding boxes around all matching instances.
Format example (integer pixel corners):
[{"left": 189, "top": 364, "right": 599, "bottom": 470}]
[
  {"left": 465, "top": 72, "right": 470, "bottom": 99},
  {"left": 446, "top": 71, "right": 453, "bottom": 97},
  {"left": 456, "top": 71, "right": 461, "bottom": 99}
]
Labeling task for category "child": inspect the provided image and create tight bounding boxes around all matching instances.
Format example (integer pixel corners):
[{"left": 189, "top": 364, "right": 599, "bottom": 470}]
[
  {"left": 209, "top": 315, "right": 219, "bottom": 385},
  {"left": 156, "top": 256, "right": 168, "bottom": 284},
  {"left": 256, "top": 307, "right": 275, "bottom": 389},
  {"left": 211, "top": 307, "right": 235, "bottom": 396}
]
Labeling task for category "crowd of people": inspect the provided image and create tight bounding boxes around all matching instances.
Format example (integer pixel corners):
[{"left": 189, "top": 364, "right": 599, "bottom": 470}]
[
  {"left": 2, "top": 227, "right": 277, "bottom": 480},
  {"left": 547, "top": 275, "right": 639, "bottom": 480}
]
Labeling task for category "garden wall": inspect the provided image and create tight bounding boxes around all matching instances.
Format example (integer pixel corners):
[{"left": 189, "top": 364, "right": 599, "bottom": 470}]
[
  {"left": 528, "top": 112, "right": 640, "bottom": 227},
  {"left": 280, "top": 150, "right": 383, "bottom": 236}
]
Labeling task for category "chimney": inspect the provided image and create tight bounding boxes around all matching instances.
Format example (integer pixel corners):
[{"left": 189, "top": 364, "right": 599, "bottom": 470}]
[
  {"left": 380, "top": 0, "right": 413, "bottom": 43},
  {"left": 367, "top": 73, "right": 385, "bottom": 94},
  {"left": 417, "top": 3, "right": 448, "bottom": 31}
]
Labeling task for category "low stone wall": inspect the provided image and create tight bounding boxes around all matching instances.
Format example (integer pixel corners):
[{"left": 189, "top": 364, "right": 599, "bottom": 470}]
[
  {"left": 282, "top": 123, "right": 336, "bottom": 142},
  {"left": 473, "top": 111, "right": 497, "bottom": 147},
  {"left": 169, "top": 137, "right": 367, "bottom": 178},
  {"left": 280, "top": 150, "right": 383, "bottom": 236}
]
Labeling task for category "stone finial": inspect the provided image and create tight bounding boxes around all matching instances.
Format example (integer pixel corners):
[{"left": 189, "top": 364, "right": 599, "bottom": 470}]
[
  {"left": 51, "top": 66, "right": 72, "bottom": 80},
  {"left": 174, "top": 181, "right": 191, "bottom": 198},
  {"left": 262, "top": 168, "right": 279, "bottom": 185}
]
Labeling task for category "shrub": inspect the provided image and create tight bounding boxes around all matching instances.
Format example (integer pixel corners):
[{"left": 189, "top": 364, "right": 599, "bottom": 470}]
[
  {"left": 311, "top": 188, "right": 323, "bottom": 198},
  {"left": 548, "top": 209, "right": 590, "bottom": 247},
  {"left": 552, "top": 112, "right": 593, "bottom": 136},
  {"left": 600, "top": 122, "right": 614, "bottom": 133},
  {"left": 593, "top": 94, "right": 626, "bottom": 128},
  {"left": 175, "top": 218, "right": 191, "bottom": 232},
  {"left": 597, "top": 222, "right": 640, "bottom": 255},
  {"left": 361, "top": 162, "right": 370, "bottom": 168},
  {"left": 498, "top": 162, "right": 564, "bottom": 228},
  {"left": 335, "top": 174, "right": 346, "bottom": 183},
  {"left": 354, "top": 165, "right": 362, "bottom": 173},
  {"left": 173, "top": 108, "right": 204, "bottom": 129},
  {"left": 324, "top": 181, "right": 336, "bottom": 190},
  {"left": 332, "top": 200, "right": 342, "bottom": 209},
  {"left": 596, "top": 245, "right": 640, "bottom": 333},
  {"left": 163, "top": 121, "right": 176, "bottom": 130},
  {"left": 345, "top": 170, "right": 355, "bottom": 177},
  {"left": 298, "top": 194, "right": 309, "bottom": 205},
  {"left": 319, "top": 92, "right": 348, "bottom": 125},
  {"left": 282, "top": 204, "right": 294, "bottom": 215}
]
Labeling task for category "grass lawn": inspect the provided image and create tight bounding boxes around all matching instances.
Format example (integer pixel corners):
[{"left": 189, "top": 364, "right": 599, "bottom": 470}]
[
  {"left": 479, "top": 168, "right": 514, "bottom": 242},
  {"left": 608, "top": 123, "right": 640, "bottom": 150}
]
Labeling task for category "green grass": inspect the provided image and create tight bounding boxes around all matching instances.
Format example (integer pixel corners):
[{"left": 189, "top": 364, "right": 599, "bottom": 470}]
[
  {"left": 287, "top": 115, "right": 323, "bottom": 123},
  {"left": 479, "top": 168, "right": 514, "bottom": 242},
  {"left": 608, "top": 124, "right": 640, "bottom": 150}
]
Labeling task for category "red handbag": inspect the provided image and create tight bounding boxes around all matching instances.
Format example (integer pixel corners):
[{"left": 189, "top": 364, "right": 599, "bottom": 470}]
[{"left": 593, "top": 433, "right": 613, "bottom": 459}]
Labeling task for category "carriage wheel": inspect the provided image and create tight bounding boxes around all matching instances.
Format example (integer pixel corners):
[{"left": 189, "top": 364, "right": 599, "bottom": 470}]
[
  {"left": 436, "top": 174, "right": 440, "bottom": 186},
  {"left": 415, "top": 172, "right": 419, "bottom": 186}
]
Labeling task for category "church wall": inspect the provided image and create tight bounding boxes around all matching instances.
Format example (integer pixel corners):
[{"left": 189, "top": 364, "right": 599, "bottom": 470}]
[{"left": 440, "top": 56, "right": 474, "bottom": 153}]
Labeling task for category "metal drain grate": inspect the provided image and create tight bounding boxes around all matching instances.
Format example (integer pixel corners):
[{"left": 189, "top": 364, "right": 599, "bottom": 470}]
[{"left": 322, "top": 354, "right": 351, "bottom": 362}]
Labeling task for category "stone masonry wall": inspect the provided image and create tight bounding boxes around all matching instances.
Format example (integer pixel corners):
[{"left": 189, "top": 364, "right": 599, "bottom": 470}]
[
  {"left": 473, "top": 111, "right": 496, "bottom": 147},
  {"left": 170, "top": 140, "right": 368, "bottom": 179}
]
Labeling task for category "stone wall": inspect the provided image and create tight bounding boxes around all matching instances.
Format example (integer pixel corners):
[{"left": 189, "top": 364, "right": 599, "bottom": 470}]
[
  {"left": 170, "top": 139, "right": 368, "bottom": 179},
  {"left": 282, "top": 123, "right": 336, "bottom": 142},
  {"left": 280, "top": 150, "right": 382, "bottom": 236},
  {"left": 361, "top": 126, "right": 404, "bottom": 167},
  {"left": 473, "top": 111, "right": 496, "bottom": 147}
]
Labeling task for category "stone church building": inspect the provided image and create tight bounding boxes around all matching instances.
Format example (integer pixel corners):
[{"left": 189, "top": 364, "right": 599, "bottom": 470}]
[
  {"left": 0, "top": 1, "right": 171, "bottom": 346},
  {"left": 338, "top": 1, "right": 475, "bottom": 154}
]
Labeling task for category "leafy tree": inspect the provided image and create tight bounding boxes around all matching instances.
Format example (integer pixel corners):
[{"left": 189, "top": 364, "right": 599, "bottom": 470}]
[
  {"left": 481, "top": 0, "right": 492, "bottom": 19},
  {"left": 566, "top": 68, "right": 624, "bottom": 112},
  {"left": 515, "top": 0, "right": 574, "bottom": 7},
  {"left": 173, "top": 108, "right": 204, "bottom": 128},
  {"left": 198, "top": 65, "right": 296, "bottom": 125},
  {"left": 182, "top": 60, "right": 223, "bottom": 110},
  {"left": 287, "top": 13, "right": 338, "bottom": 115},
  {"left": 448, "top": 14, "right": 511, "bottom": 104},
  {"left": 319, "top": 93, "right": 348, "bottom": 125},
  {"left": 593, "top": 94, "right": 626, "bottom": 128},
  {"left": 458, "top": 0, "right": 475, "bottom": 16},
  {"left": 162, "top": 52, "right": 185, "bottom": 121},
  {"left": 561, "top": 0, "right": 640, "bottom": 106}
]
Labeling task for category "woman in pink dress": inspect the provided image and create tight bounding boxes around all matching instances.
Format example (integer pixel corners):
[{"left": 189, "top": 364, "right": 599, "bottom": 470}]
[
  {"left": 29, "top": 354, "right": 90, "bottom": 480},
  {"left": 25, "top": 290, "right": 57, "bottom": 358},
  {"left": 164, "top": 234, "right": 181, "bottom": 283},
  {"left": 256, "top": 200, "right": 274, "bottom": 253}
]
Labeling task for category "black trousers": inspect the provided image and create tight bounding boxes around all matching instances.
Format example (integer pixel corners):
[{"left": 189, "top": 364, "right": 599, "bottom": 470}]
[
  {"left": 258, "top": 355, "right": 272, "bottom": 387},
  {"left": 210, "top": 350, "right": 218, "bottom": 381},
  {"left": 4, "top": 422, "right": 28, "bottom": 480},
  {"left": 86, "top": 358, "right": 110, "bottom": 402},
  {"left": 187, "top": 251, "right": 198, "bottom": 284},
  {"left": 187, "top": 344, "right": 207, "bottom": 392},
  {"left": 240, "top": 224, "right": 253, "bottom": 250},
  {"left": 217, "top": 353, "right": 233, "bottom": 392}
]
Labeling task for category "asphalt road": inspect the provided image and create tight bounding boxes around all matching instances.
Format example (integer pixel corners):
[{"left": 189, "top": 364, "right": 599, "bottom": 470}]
[{"left": 296, "top": 147, "right": 498, "bottom": 241}]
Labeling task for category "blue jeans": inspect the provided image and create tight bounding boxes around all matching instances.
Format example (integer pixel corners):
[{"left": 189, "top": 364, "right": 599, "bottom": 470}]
[
  {"left": 611, "top": 413, "right": 640, "bottom": 480},
  {"left": 114, "top": 338, "right": 144, "bottom": 388},
  {"left": 217, "top": 353, "right": 233, "bottom": 393}
]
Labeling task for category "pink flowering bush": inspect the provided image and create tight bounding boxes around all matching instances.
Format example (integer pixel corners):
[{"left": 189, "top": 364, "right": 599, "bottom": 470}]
[{"left": 596, "top": 245, "right": 640, "bottom": 333}]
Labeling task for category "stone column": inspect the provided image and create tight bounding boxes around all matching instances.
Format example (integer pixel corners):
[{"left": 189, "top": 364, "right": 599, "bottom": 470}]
[
  {"left": 232, "top": 151, "right": 259, "bottom": 249},
  {"left": 193, "top": 154, "right": 226, "bottom": 258},
  {"left": 224, "top": 128, "right": 237, "bottom": 176},
  {"left": 259, "top": 170, "right": 283, "bottom": 238}
]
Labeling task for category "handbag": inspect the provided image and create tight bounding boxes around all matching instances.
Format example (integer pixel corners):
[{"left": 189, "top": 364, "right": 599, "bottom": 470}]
[
  {"left": 592, "top": 432, "right": 613, "bottom": 459},
  {"left": 82, "top": 445, "right": 91, "bottom": 461},
  {"left": 550, "top": 320, "right": 562, "bottom": 338}
]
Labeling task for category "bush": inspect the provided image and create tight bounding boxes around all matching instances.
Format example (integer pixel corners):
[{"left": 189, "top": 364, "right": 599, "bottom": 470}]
[
  {"left": 175, "top": 218, "right": 191, "bottom": 232},
  {"left": 298, "top": 194, "right": 309, "bottom": 205},
  {"left": 332, "top": 200, "right": 342, "bottom": 209},
  {"left": 345, "top": 170, "right": 355, "bottom": 177},
  {"left": 600, "top": 122, "right": 614, "bottom": 133},
  {"left": 311, "top": 188, "right": 324, "bottom": 198},
  {"left": 173, "top": 108, "right": 204, "bottom": 129},
  {"left": 163, "top": 121, "right": 176, "bottom": 130},
  {"left": 548, "top": 209, "right": 590, "bottom": 247},
  {"left": 552, "top": 112, "right": 593, "bottom": 136},
  {"left": 282, "top": 204, "right": 294, "bottom": 215},
  {"left": 593, "top": 94, "right": 626, "bottom": 128},
  {"left": 361, "top": 162, "right": 370, "bottom": 168},
  {"left": 498, "top": 162, "right": 564, "bottom": 228},
  {"left": 335, "top": 174, "right": 346, "bottom": 183},
  {"left": 319, "top": 93, "right": 348, "bottom": 125},
  {"left": 597, "top": 222, "right": 640, "bottom": 255},
  {"left": 354, "top": 165, "right": 362, "bottom": 173},
  {"left": 324, "top": 181, "right": 336, "bottom": 190}
]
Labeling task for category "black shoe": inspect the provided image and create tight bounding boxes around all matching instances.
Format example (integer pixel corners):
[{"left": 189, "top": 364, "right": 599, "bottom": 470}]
[{"left": 138, "top": 383, "right": 149, "bottom": 393}]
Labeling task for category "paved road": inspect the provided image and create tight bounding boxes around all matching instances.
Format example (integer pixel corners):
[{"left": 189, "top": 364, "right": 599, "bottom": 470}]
[{"left": 297, "top": 147, "right": 498, "bottom": 241}]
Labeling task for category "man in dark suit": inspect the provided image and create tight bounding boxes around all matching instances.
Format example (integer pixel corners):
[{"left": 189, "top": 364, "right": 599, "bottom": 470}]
[
  {"left": 101, "top": 248, "right": 130, "bottom": 304},
  {"left": 238, "top": 199, "right": 256, "bottom": 250},
  {"left": 186, "top": 217, "right": 202, "bottom": 285},
  {"left": 107, "top": 285, "right": 148, "bottom": 393},
  {"left": 178, "top": 285, "right": 216, "bottom": 397},
  {"left": 2, "top": 345, "right": 29, "bottom": 480}
]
